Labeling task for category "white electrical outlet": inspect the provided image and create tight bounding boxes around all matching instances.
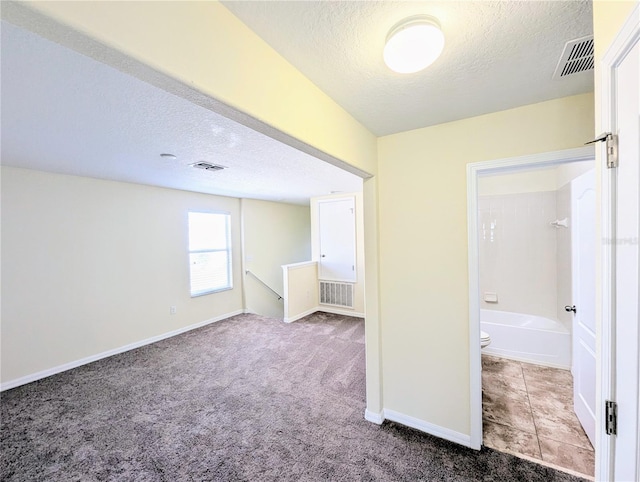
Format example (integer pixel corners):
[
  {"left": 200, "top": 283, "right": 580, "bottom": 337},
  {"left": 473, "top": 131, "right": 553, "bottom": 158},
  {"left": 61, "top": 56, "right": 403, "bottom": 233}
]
[{"left": 170, "top": 306, "right": 177, "bottom": 315}]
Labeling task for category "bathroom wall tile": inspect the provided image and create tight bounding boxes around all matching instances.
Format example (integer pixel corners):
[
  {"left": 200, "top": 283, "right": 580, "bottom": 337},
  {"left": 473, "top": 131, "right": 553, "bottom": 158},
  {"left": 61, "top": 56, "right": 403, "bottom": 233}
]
[
  {"left": 478, "top": 190, "right": 558, "bottom": 320},
  {"left": 483, "top": 421, "right": 542, "bottom": 459},
  {"left": 539, "top": 437, "right": 595, "bottom": 477},
  {"left": 556, "top": 183, "right": 573, "bottom": 332}
]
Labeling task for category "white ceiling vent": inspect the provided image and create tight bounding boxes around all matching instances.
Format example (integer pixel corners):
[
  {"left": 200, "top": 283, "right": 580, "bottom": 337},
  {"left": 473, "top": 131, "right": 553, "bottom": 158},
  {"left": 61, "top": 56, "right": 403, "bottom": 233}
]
[
  {"left": 191, "top": 162, "right": 226, "bottom": 172},
  {"left": 553, "top": 35, "right": 594, "bottom": 80}
]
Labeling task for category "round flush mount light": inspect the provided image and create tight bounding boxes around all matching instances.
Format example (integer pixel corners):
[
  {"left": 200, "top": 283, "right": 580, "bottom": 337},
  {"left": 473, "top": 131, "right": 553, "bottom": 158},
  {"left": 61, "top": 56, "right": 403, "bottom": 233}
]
[{"left": 383, "top": 15, "right": 445, "bottom": 74}]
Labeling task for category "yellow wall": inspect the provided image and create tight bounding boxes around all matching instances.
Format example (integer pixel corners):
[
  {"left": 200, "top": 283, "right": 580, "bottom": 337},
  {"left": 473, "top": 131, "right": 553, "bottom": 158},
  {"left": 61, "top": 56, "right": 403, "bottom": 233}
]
[
  {"left": 377, "top": 93, "right": 594, "bottom": 434},
  {"left": 1, "top": 167, "right": 244, "bottom": 384},
  {"left": 241, "top": 199, "right": 311, "bottom": 318}
]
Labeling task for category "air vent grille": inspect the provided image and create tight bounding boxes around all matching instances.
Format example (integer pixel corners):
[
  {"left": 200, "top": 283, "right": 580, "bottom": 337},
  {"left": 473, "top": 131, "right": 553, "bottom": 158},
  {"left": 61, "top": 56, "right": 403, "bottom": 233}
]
[
  {"left": 191, "top": 162, "right": 226, "bottom": 171},
  {"left": 553, "top": 36, "right": 594, "bottom": 80},
  {"left": 319, "top": 281, "right": 354, "bottom": 308}
]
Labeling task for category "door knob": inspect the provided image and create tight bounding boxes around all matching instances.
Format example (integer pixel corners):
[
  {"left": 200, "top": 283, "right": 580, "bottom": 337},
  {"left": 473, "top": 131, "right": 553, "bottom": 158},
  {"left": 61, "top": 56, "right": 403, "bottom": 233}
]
[
  {"left": 321, "top": 254, "right": 326, "bottom": 258},
  {"left": 565, "top": 305, "right": 577, "bottom": 313}
]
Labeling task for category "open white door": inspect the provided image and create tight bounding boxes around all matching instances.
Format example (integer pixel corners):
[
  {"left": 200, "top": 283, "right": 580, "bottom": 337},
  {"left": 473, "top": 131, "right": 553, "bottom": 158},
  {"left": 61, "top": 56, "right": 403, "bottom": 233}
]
[
  {"left": 600, "top": 5, "right": 640, "bottom": 481},
  {"left": 571, "top": 169, "right": 596, "bottom": 446},
  {"left": 612, "top": 27, "right": 640, "bottom": 482}
]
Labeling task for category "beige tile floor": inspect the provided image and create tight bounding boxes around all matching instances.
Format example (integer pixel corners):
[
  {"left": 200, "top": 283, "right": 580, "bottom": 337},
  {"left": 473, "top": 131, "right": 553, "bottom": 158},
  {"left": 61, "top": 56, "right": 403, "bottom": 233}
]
[{"left": 482, "top": 355, "right": 595, "bottom": 477}]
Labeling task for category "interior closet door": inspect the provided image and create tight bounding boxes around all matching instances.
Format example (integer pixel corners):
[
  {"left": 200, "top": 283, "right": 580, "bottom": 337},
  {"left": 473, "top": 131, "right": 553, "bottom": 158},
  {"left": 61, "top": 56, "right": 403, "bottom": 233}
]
[{"left": 318, "top": 198, "right": 356, "bottom": 282}]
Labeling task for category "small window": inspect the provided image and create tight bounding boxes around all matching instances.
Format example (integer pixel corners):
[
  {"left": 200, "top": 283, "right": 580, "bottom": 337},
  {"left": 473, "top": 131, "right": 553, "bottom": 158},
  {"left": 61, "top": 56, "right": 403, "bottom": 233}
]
[{"left": 188, "top": 212, "right": 232, "bottom": 296}]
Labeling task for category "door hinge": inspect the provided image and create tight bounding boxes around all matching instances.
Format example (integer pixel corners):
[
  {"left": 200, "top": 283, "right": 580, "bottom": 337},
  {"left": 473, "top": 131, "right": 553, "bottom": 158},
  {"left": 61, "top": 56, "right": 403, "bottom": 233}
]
[
  {"left": 605, "top": 400, "right": 618, "bottom": 435},
  {"left": 586, "top": 132, "right": 618, "bottom": 168}
]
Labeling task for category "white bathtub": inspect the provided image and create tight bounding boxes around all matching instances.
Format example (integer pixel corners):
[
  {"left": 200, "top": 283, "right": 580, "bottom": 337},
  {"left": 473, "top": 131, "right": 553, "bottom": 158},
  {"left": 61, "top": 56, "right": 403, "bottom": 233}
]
[{"left": 480, "top": 309, "right": 571, "bottom": 369}]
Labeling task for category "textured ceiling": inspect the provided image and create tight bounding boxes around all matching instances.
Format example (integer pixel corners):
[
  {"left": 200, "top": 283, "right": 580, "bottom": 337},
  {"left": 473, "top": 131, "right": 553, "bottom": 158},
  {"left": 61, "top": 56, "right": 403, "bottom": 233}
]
[
  {"left": 223, "top": 0, "right": 594, "bottom": 136},
  {"left": 1, "top": 21, "right": 362, "bottom": 206}
]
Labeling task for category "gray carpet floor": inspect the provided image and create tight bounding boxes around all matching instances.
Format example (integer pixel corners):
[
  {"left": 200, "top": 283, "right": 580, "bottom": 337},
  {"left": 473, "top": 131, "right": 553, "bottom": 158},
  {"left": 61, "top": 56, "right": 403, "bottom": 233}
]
[{"left": 1, "top": 312, "right": 587, "bottom": 481}]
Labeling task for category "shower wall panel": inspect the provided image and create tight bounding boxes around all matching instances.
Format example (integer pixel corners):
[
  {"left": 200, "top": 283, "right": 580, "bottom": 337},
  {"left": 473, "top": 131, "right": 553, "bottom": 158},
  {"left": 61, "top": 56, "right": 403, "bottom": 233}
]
[{"left": 478, "top": 191, "right": 558, "bottom": 320}]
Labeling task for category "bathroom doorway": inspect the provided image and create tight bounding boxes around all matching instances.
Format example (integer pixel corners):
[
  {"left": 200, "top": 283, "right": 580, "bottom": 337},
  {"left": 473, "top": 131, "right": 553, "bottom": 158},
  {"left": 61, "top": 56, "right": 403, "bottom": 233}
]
[{"left": 467, "top": 147, "right": 596, "bottom": 478}]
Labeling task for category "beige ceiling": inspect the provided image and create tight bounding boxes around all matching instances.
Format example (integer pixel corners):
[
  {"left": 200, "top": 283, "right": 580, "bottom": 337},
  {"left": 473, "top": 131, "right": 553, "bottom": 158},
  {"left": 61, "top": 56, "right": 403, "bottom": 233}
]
[{"left": 223, "top": 0, "right": 594, "bottom": 136}]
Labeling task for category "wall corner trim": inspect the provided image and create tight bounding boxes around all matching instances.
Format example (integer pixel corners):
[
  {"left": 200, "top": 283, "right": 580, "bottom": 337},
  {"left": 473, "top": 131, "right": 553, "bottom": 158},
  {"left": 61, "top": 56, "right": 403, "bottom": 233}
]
[
  {"left": 317, "top": 307, "right": 365, "bottom": 318},
  {"left": 364, "top": 409, "right": 385, "bottom": 425},
  {"left": 284, "top": 307, "right": 365, "bottom": 323},
  {"left": 383, "top": 409, "right": 473, "bottom": 449},
  {"left": 0, "top": 310, "right": 244, "bottom": 392},
  {"left": 284, "top": 307, "right": 318, "bottom": 323}
]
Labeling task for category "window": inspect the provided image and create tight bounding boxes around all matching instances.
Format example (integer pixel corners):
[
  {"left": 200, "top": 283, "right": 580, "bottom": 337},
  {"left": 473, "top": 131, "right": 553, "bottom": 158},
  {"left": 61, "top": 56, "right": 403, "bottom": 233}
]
[{"left": 188, "top": 212, "right": 232, "bottom": 296}]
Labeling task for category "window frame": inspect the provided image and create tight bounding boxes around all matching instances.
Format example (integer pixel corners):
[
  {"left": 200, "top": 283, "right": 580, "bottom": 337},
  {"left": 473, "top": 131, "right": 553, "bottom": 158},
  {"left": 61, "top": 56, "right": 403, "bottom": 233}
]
[{"left": 187, "top": 210, "right": 233, "bottom": 297}]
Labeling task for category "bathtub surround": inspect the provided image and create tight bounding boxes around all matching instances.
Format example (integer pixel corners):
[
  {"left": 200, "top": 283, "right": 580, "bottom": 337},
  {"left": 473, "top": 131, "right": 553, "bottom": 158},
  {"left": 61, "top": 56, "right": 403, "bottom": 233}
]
[
  {"left": 478, "top": 190, "right": 558, "bottom": 320},
  {"left": 478, "top": 161, "right": 594, "bottom": 333},
  {"left": 1, "top": 313, "right": 585, "bottom": 482},
  {"left": 556, "top": 182, "right": 574, "bottom": 333},
  {"left": 482, "top": 355, "right": 594, "bottom": 477}
]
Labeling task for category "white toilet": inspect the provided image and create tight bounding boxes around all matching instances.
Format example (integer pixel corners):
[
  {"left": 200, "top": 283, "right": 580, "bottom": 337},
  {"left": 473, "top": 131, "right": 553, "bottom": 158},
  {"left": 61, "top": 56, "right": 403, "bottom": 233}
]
[{"left": 480, "top": 330, "right": 491, "bottom": 349}]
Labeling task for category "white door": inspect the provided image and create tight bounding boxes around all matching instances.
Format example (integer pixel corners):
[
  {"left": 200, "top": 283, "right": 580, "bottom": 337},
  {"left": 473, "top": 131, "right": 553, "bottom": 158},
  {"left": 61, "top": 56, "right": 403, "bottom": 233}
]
[
  {"left": 318, "top": 198, "right": 356, "bottom": 282},
  {"left": 611, "top": 24, "right": 640, "bottom": 482},
  {"left": 571, "top": 169, "right": 596, "bottom": 446}
]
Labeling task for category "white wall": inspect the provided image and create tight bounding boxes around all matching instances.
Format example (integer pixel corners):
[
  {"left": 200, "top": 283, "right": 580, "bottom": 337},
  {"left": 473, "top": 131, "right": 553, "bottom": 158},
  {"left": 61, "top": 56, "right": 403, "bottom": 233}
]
[
  {"left": 1, "top": 167, "right": 244, "bottom": 385},
  {"left": 478, "top": 190, "right": 558, "bottom": 320},
  {"left": 310, "top": 192, "right": 365, "bottom": 316},
  {"left": 241, "top": 198, "right": 311, "bottom": 319}
]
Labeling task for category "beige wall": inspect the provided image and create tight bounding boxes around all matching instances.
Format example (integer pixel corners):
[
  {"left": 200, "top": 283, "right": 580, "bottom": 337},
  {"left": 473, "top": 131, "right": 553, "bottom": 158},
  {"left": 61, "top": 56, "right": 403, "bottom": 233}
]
[
  {"left": 241, "top": 199, "right": 311, "bottom": 319},
  {"left": 282, "top": 262, "right": 319, "bottom": 322},
  {"left": 310, "top": 192, "right": 366, "bottom": 315},
  {"left": 377, "top": 93, "right": 594, "bottom": 435},
  {"left": 478, "top": 169, "right": 557, "bottom": 196},
  {"left": 1, "top": 167, "right": 244, "bottom": 384}
]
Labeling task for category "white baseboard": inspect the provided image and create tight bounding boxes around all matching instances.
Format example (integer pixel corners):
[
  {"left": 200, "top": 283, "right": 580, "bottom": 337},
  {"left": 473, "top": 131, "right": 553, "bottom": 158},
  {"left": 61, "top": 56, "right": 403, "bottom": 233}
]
[
  {"left": 364, "top": 409, "right": 385, "bottom": 425},
  {"left": 284, "top": 307, "right": 318, "bottom": 323},
  {"left": 383, "top": 409, "right": 472, "bottom": 448},
  {"left": 284, "top": 306, "right": 365, "bottom": 323},
  {"left": 317, "top": 307, "right": 365, "bottom": 318},
  {"left": 0, "top": 309, "right": 244, "bottom": 392}
]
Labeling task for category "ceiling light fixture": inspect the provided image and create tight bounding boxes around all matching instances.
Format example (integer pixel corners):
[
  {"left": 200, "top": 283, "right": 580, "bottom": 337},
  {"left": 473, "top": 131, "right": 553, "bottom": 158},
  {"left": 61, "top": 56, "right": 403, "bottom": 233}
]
[
  {"left": 160, "top": 153, "right": 177, "bottom": 159},
  {"left": 383, "top": 15, "right": 445, "bottom": 74}
]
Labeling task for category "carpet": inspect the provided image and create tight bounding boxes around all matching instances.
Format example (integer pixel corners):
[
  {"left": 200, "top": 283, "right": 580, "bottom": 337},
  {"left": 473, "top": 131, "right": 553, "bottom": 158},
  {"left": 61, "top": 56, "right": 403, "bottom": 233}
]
[{"left": 1, "top": 312, "right": 587, "bottom": 481}]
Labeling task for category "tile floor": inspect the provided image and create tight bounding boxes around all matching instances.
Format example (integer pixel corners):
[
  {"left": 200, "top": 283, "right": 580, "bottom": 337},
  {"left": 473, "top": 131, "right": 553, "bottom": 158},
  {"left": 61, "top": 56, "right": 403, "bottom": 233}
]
[{"left": 482, "top": 355, "right": 595, "bottom": 477}]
